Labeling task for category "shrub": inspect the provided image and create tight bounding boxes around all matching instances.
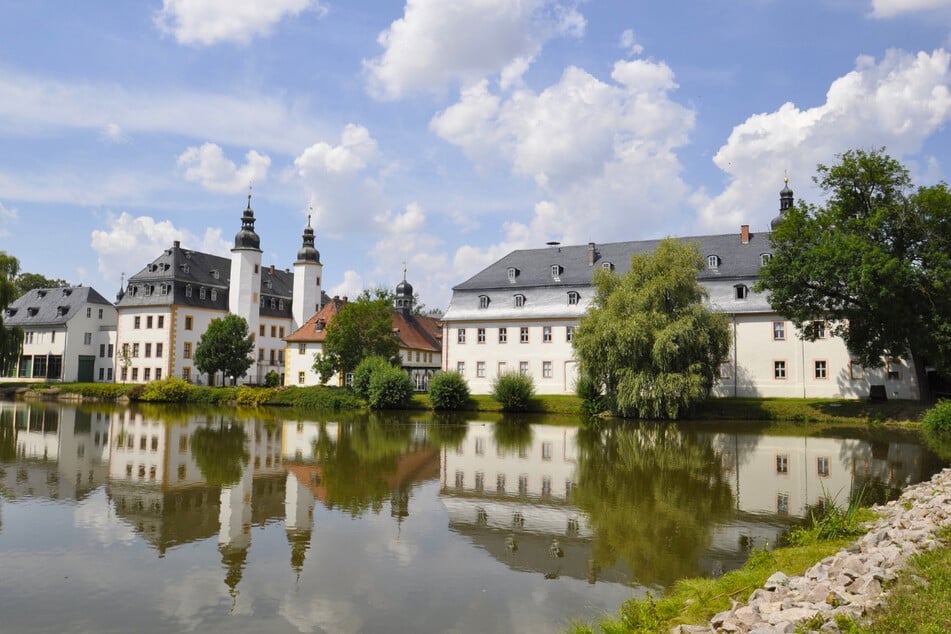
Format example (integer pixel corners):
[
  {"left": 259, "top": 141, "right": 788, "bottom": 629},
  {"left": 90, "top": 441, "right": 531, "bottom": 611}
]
[
  {"left": 264, "top": 370, "right": 281, "bottom": 388},
  {"left": 138, "top": 377, "right": 194, "bottom": 402},
  {"left": 367, "top": 366, "right": 414, "bottom": 409},
  {"left": 236, "top": 386, "right": 275, "bottom": 407},
  {"left": 428, "top": 371, "right": 470, "bottom": 410},
  {"left": 922, "top": 399, "right": 951, "bottom": 433},
  {"left": 492, "top": 371, "right": 535, "bottom": 412},
  {"left": 575, "top": 374, "right": 605, "bottom": 417},
  {"left": 352, "top": 356, "right": 393, "bottom": 399},
  {"left": 264, "top": 385, "right": 364, "bottom": 410}
]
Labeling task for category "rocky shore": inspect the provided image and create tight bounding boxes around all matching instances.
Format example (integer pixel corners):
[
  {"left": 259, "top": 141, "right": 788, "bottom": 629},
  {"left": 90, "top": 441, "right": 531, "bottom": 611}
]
[{"left": 675, "top": 467, "right": 951, "bottom": 634}]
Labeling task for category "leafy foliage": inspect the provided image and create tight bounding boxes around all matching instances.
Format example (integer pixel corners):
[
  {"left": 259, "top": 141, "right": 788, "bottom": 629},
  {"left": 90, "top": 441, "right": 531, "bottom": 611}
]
[
  {"left": 922, "top": 399, "right": 951, "bottom": 433},
  {"left": 573, "top": 238, "right": 731, "bottom": 419},
  {"left": 264, "top": 385, "right": 364, "bottom": 409},
  {"left": 491, "top": 371, "right": 535, "bottom": 412},
  {"left": 264, "top": 370, "right": 281, "bottom": 387},
  {"left": 193, "top": 314, "right": 255, "bottom": 384},
  {"left": 315, "top": 296, "right": 399, "bottom": 379},
  {"left": 757, "top": 149, "right": 951, "bottom": 397},
  {"left": 367, "top": 365, "right": 414, "bottom": 409},
  {"left": 352, "top": 355, "right": 394, "bottom": 399},
  {"left": 0, "top": 252, "right": 23, "bottom": 374},
  {"left": 138, "top": 377, "right": 194, "bottom": 402},
  {"left": 236, "top": 386, "right": 275, "bottom": 406},
  {"left": 14, "top": 272, "right": 69, "bottom": 296},
  {"left": 428, "top": 371, "right": 470, "bottom": 410}
]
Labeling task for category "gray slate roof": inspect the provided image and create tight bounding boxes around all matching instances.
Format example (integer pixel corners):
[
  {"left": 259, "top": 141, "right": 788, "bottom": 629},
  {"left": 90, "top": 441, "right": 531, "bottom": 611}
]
[
  {"left": 453, "top": 231, "right": 773, "bottom": 291},
  {"left": 6, "top": 286, "right": 112, "bottom": 327}
]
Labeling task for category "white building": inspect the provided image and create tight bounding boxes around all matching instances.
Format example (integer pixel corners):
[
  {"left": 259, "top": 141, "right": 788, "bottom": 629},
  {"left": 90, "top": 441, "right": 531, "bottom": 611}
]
[
  {"left": 3, "top": 286, "right": 117, "bottom": 382},
  {"left": 115, "top": 196, "right": 326, "bottom": 385},
  {"left": 442, "top": 183, "right": 920, "bottom": 399}
]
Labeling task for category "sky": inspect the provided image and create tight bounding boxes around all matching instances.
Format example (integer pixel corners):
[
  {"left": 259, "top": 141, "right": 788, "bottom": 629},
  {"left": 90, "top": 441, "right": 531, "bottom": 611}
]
[{"left": 2, "top": 0, "right": 951, "bottom": 311}]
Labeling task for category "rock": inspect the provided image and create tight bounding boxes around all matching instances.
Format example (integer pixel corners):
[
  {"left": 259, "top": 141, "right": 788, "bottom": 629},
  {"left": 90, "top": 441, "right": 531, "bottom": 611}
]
[{"left": 764, "top": 572, "right": 790, "bottom": 589}]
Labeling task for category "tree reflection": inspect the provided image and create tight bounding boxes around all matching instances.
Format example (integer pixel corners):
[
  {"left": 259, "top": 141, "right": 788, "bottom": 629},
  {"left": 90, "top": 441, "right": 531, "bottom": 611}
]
[
  {"left": 190, "top": 419, "right": 249, "bottom": 487},
  {"left": 574, "top": 422, "right": 735, "bottom": 587},
  {"left": 0, "top": 408, "right": 16, "bottom": 461},
  {"left": 493, "top": 416, "right": 533, "bottom": 453}
]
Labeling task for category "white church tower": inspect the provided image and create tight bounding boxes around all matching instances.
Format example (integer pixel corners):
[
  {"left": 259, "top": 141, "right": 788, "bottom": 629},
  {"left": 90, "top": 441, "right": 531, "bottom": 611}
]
[
  {"left": 292, "top": 214, "right": 322, "bottom": 329},
  {"left": 230, "top": 191, "right": 262, "bottom": 380}
]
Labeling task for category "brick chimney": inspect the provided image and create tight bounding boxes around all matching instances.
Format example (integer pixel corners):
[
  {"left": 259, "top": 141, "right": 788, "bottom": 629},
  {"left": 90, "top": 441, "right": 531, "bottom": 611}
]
[
  {"left": 173, "top": 240, "right": 180, "bottom": 248},
  {"left": 587, "top": 242, "right": 596, "bottom": 265},
  {"left": 740, "top": 225, "right": 750, "bottom": 244}
]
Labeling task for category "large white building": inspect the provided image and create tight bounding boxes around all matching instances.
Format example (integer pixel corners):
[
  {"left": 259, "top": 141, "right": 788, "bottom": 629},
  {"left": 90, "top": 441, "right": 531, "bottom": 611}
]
[
  {"left": 442, "top": 183, "right": 920, "bottom": 399},
  {"left": 3, "top": 286, "right": 117, "bottom": 382},
  {"left": 115, "top": 196, "right": 326, "bottom": 385}
]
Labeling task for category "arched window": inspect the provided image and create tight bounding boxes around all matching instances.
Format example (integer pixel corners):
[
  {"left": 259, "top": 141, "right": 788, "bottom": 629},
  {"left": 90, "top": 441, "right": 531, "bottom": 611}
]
[
  {"left": 707, "top": 255, "right": 720, "bottom": 270},
  {"left": 479, "top": 295, "right": 490, "bottom": 308},
  {"left": 507, "top": 267, "right": 518, "bottom": 283},
  {"left": 185, "top": 285, "right": 192, "bottom": 298},
  {"left": 514, "top": 294, "right": 526, "bottom": 308},
  {"left": 601, "top": 261, "right": 614, "bottom": 271},
  {"left": 567, "top": 291, "right": 580, "bottom": 305},
  {"left": 734, "top": 284, "right": 749, "bottom": 300},
  {"left": 760, "top": 253, "right": 772, "bottom": 266}
]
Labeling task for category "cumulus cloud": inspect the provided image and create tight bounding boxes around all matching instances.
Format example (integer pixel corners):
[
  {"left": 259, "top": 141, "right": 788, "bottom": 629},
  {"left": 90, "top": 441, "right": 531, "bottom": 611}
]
[
  {"left": 697, "top": 48, "right": 951, "bottom": 232},
  {"left": 620, "top": 29, "right": 644, "bottom": 56},
  {"left": 154, "top": 0, "right": 326, "bottom": 46},
  {"left": 364, "top": 0, "right": 585, "bottom": 99},
  {"left": 177, "top": 143, "right": 271, "bottom": 193},
  {"left": 295, "top": 125, "right": 379, "bottom": 175},
  {"left": 0, "top": 200, "right": 17, "bottom": 237},
  {"left": 328, "top": 270, "right": 364, "bottom": 300},
  {"left": 90, "top": 212, "right": 231, "bottom": 286},
  {"left": 870, "top": 0, "right": 951, "bottom": 18},
  {"left": 101, "top": 122, "right": 127, "bottom": 143}
]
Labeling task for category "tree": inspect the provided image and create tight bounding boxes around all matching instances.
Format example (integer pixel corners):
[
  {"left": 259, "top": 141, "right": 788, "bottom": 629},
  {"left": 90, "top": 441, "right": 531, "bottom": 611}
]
[
  {"left": 15, "top": 272, "right": 68, "bottom": 296},
  {"left": 193, "top": 314, "right": 255, "bottom": 385},
  {"left": 573, "top": 239, "right": 731, "bottom": 419},
  {"left": 0, "top": 252, "right": 23, "bottom": 375},
  {"left": 313, "top": 296, "right": 399, "bottom": 381},
  {"left": 757, "top": 149, "right": 951, "bottom": 400}
]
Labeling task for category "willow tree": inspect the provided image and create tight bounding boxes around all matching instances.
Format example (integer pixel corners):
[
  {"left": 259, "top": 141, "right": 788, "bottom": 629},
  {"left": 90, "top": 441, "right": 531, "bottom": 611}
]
[
  {"left": 0, "top": 252, "right": 23, "bottom": 375},
  {"left": 573, "top": 238, "right": 731, "bottom": 419}
]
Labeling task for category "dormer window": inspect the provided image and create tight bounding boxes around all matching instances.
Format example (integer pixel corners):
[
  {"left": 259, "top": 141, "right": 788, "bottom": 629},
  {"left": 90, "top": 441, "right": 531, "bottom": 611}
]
[
  {"left": 507, "top": 267, "right": 518, "bottom": 283},
  {"left": 62, "top": 288, "right": 72, "bottom": 296},
  {"left": 56, "top": 306, "right": 67, "bottom": 316},
  {"left": 514, "top": 294, "right": 526, "bottom": 308},
  {"left": 27, "top": 307, "right": 38, "bottom": 316},
  {"left": 278, "top": 299, "right": 284, "bottom": 311},
  {"left": 211, "top": 269, "right": 219, "bottom": 280},
  {"left": 199, "top": 287, "right": 206, "bottom": 300},
  {"left": 270, "top": 298, "right": 276, "bottom": 309},
  {"left": 128, "top": 286, "right": 137, "bottom": 297},
  {"left": 734, "top": 284, "right": 749, "bottom": 300},
  {"left": 551, "top": 264, "right": 562, "bottom": 281},
  {"left": 479, "top": 295, "right": 490, "bottom": 309},
  {"left": 211, "top": 289, "right": 218, "bottom": 301},
  {"left": 707, "top": 255, "right": 720, "bottom": 270},
  {"left": 567, "top": 291, "right": 580, "bottom": 306},
  {"left": 37, "top": 290, "right": 47, "bottom": 297},
  {"left": 180, "top": 264, "right": 189, "bottom": 273},
  {"left": 160, "top": 284, "right": 169, "bottom": 295},
  {"left": 760, "top": 253, "right": 772, "bottom": 266},
  {"left": 265, "top": 280, "right": 273, "bottom": 289},
  {"left": 6, "top": 308, "right": 16, "bottom": 317},
  {"left": 601, "top": 261, "right": 614, "bottom": 271}
]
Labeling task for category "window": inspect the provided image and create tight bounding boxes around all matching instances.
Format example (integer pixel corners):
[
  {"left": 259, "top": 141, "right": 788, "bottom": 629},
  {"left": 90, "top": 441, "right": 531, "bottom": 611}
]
[
  {"left": 99, "top": 344, "right": 106, "bottom": 357},
  {"left": 155, "top": 368, "right": 162, "bottom": 380},
  {"left": 498, "top": 327, "right": 507, "bottom": 344},
  {"left": 773, "top": 321, "right": 785, "bottom": 341},
  {"left": 734, "top": 285, "right": 749, "bottom": 300},
  {"left": 541, "top": 326, "right": 552, "bottom": 343},
  {"left": 457, "top": 361, "right": 465, "bottom": 375},
  {"left": 132, "top": 343, "right": 139, "bottom": 358},
  {"left": 278, "top": 299, "right": 283, "bottom": 310},
  {"left": 134, "top": 316, "right": 141, "bottom": 329},
  {"left": 184, "top": 316, "right": 193, "bottom": 330},
  {"left": 51, "top": 331, "right": 56, "bottom": 343},
  {"left": 107, "top": 368, "right": 113, "bottom": 381},
  {"left": 475, "top": 437, "right": 485, "bottom": 455},
  {"left": 812, "top": 320, "right": 826, "bottom": 339},
  {"left": 270, "top": 349, "right": 276, "bottom": 365},
  {"left": 550, "top": 264, "right": 561, "bottom": 280},
  {"left": 887, "top": 359, "right": 902, "bottom": 381},
  {"left": 761, "top": 253, "right": 772, "bottom": 266},
  {"left": 212, "top": 269, "right": 219, "bottom": 280},
  {"left": 776, "top": 454, "right": 788, "bottom": 474},
  {"left": 160, "top": 284, "right": 169, "bottom": 296},
  {"left": 518, "top": 475, "right": 528, "bottom": 495},
  {"left": 497, "top": 361, "right": 507, "bottom": 376},
  {"left": 144, "top": 368, "right": 151, "bottom": 381},
  {"left": 86, "top": 307, "right": 91, "bottom": 318},
  {"left": 199, "top": 287, "right": 206, "bottom": 300},
  {"left": 497, "top": 473, "right": 506, "bottom": 493},
  {"left": 849, "top": 360, "right": 864, "bottom": 380},
  {"left": 157, "top": 316, "right": 164, "bottom": 328},
  {"left": 707, "top": 255, "right": 719, "bottom": 270},
  {"left": 542, "top": 361, "right": 552, "bottom": 378},
  {"left": 479, "top": 295, "right": 490, "bottom": 308},
  {"left": 146, "top": 316, "right": 153, "bottom": 328},
  {"left": 107, "top": 344, "right": 113, "bottom": 357},
  {"left": 519, "top": 361, "right": 529, "bottom": 376},
  {"left": 145, "top": 343, "right": 152, "bottom": 358},
  {"left": 719, "top": 362, "right": 732, "bottom": 380},
  {"left": 98, "top": 308, "right": 103, "bottom": 319},
  {"left": 156, "top": 343, "right": 163, "bottom": 358},
  {"left": 814, "top": 360, "right": 828, "bottom": 379},
  {"left": 774, "top": 360, "right": 787, "bottom": 380},
  {"left": 270, "top": 299, "right": 276, "bottom": 309},
  {"left": 520, "top": 327, "right": 529, "bottom": 343},
  {"left": 477, "top": 328, "right": 486, "bottom": 343},
  {"left": 183, "top": 342, "right": 192, "bottom": 359},
  {"left": 271, "top": 325, "right": 277, "bottom": 338},
  {"left": 98, "top": 368, "right": 104, "bottom": 380},
  {"left": 476, "top": 361, "right": 486, "bottom": 377},
  {"left": 542, "top": 442, "right": 552, "bottom": 460},
  {"left": 185, "top": 284, "right": 192, "bottom": 298},
  {"left": 258, "top": 348, "right": 265, "bottom": 361},
  {"left": 507, "top": 267, "right": 517, "bottom": 282},
  {"left": 777, "top": 493, "right": 789, "bottom": 515},
  {"left": 131, "top": 368, "right": 138, "bottom": 381},
  {"left": 211, "top": 290, "right": 218, "bottom": 301},
  {"left": 567, "top": 291, "right": 580, "bottom": 305},
  {"left": 260, "top": 324, "right": 266, "bottom": 336},
  {"left": 817, "top": 457, "right": 830, "bottom": 477},
  {"left": 602, "top": 261, "right": 614, "bottom": 271},
  {"left": 457, "top": 328, "right": 466, "bottom": 344},
  {"left": 182, "top": 367, "right": 191, "bottom": 382},
  {"left": 299, "top": 371, "right": 306, "bottom": 385},
  {"left": 566, "top": 325, "right": 574, "bottom": 342},
  {"left": 279, "top": 327, "right": 285, "bottom": 338},
  {"left": 83, "top": 332, "right": 92, "bottom": 345},
  {"left": 121, "top": 367, "right": 128, "bottom": 381},
  {"left": 514, "top": 294, "right": 526, "bottom": 307},
  {"left": 299, "top": 343, "right": 306, "bottom": 355}
]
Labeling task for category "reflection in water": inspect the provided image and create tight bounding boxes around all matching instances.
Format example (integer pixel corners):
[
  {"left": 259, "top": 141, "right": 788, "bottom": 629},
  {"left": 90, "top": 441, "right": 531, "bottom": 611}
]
[{"left": 0, "top": 400, "right": 945, "bottom": 634}]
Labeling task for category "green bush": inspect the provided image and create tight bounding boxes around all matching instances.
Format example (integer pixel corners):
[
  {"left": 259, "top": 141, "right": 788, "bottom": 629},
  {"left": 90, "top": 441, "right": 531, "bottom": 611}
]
[
  {"left": 265, "top": 385, "right": 364, "bottom": 410},
  {"left": 236, "top": 386, "right": 275, "bottom": 406},
  {"left": 922, "top": 399, "right": 951, "bottom": 433},
  {"left": 185, "top": 386, "right": 239, "bottom": 405},
  {"left": 428, "top": 371, "right": 470, "bottom": 410},
  {"left": 138, "top": 377, "right": 194, "bottom": 402},
  {"left": 352, "top": 356, "right": 394, "bottom": 399},
  {"left": 264, "top": 370, "right": 281, "bottom": 388},
  {"left": 492, "top": 371, "right": 535, "bottom": 412},
  {"left": 367, "top": 366, "right": 414, "bottom": 409},
  {"left": 575, "top": 374, "right": 606, "bottom": 417}
]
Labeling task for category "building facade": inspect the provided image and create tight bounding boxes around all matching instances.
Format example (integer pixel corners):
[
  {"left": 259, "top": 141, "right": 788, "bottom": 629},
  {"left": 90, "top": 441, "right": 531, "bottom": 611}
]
[
  {"left": 442, "top": 184, "right": 920, "bottom": 399},
  {"left": 3, "top": 286, "right": 117, "bottom": 382}
]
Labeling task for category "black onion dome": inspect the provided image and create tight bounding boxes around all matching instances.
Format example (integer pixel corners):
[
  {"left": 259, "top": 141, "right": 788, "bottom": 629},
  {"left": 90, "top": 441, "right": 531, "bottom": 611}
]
[
  {"left": 396, "top": 278, "right": 413, "bottom": 298},
  {"left": 234, "top": 193, "right": 261, "bottom": 249},
  {"left": 772, "top": 178, "right": 794, "bottom": 230},
  {"left": 296, "top": 217, "right": 320, "bottom": 262}
]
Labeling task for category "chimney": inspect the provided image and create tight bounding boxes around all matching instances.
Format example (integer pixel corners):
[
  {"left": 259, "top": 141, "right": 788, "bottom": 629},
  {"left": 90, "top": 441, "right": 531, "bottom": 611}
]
[
  {"left": 587, "top": 242, "right": 596, "bottom": 266},
  {"left": 173, "top": 240, "right": 180, "bottom": 248},
  {"left": 269, "top": 264, "right": 275, "bottom": 274},
  {"left": 740, "top": 225, "right": 750, "bottom": 244}
]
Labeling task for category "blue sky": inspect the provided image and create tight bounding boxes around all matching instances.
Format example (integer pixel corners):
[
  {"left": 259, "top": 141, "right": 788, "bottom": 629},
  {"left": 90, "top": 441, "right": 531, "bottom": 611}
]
[{"left": 2, "top": 0, "right": 951, "bottom": 310}]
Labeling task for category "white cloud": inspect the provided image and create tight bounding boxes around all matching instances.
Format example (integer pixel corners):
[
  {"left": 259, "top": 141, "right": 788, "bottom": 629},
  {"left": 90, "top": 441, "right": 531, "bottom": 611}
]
[
  {"left": 698, "top": 48, "right": 951, "bottom": 232},
  {"left": 328, "top": 270, "right": 364, "bottom": 300},
  {"left": 177, "top": 143, "right": 271, "bottom": 193},
  {"left": 871, "top": 0, "right": 951, "bottom": 18},
  {"left": 0, "top": 200, "right": 17, "bottom": 237},
  {"left": 154, "top": 0, "right": 325, "bottom": 46},
  {"left": 90, "top": 212, "right": 231, "bottom": 286},
  {"left": 295, "top": 125, "right": 379, "bottom": 175},
  {"left": 0, "top": 69, "right": 324, "bottom": 155},
  {"left": 101, "top": 122, "right": 127, "bottom": 143},
  {"left": 620, "top": 29, "right": 644, "bottom": 56},
  {"left": 364, "top": 0, "right": 585, "bottom": 99},
  {"left": 373, "top": 201, "right": 425, "bottom": 233},
  {"left": 74, "top": 492, "right": 136, "bottom": 546}
]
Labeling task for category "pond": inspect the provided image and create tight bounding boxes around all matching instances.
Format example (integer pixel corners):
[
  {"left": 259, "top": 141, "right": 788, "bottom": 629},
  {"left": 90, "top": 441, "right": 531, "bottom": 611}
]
[{"left": 0, "top": 401, "right": 945, "bottom": 633}]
